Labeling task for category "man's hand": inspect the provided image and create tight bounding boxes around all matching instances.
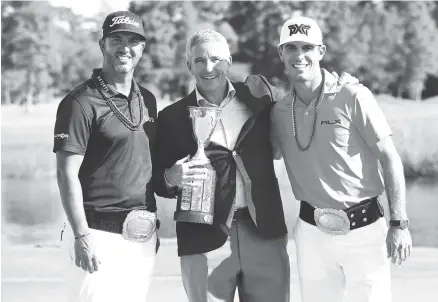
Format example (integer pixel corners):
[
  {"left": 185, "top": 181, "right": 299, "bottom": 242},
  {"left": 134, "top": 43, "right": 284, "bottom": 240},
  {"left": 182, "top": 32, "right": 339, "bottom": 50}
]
[
  {"left": 331, "top": 71, "right": 360, "bottom": 87},
  {"left": 386, "top": 227, "right": 412, "bottom": 265},
  {"left": 165, "top": 155, "right": 209, "bottom": 187},
  {"left": 74, "top": 233, "right": 100, "bottom": 273}
]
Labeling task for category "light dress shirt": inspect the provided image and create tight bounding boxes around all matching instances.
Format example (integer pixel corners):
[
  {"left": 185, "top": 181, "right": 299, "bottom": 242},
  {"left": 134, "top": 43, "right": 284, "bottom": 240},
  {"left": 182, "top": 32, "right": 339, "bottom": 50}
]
[{"left": 196, "top": 79, "right": 252, "bottom": 209}]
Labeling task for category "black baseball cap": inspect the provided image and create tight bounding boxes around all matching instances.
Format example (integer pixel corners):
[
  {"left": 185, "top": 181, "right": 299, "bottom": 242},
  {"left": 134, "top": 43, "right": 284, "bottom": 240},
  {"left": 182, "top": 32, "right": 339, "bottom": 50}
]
[{"left": 102, "top": 11, "right": 146, "bottom": 40}]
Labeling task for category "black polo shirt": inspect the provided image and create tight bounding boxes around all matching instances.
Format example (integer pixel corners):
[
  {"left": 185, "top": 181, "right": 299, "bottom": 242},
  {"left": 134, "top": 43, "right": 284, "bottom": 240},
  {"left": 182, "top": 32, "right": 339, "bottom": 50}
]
[{"left": 53, "top": 69, "right": 157, "bottom": 213}]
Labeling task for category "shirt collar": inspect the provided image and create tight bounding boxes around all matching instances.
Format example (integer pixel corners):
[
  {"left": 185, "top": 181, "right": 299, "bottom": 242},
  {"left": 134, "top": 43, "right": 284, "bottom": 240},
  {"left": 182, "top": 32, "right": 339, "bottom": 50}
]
[
  {"left": 280, "top": 68, "right": 340, "bottom": 107},
  {"left": 91, "top": 68, "right": 140, "bottom": 99},
  {"left": 196, "top": 78, "right": 236, "bottom": 108},
  {"left": 321, "top": 68, "right": 341, "bottom": 94}
]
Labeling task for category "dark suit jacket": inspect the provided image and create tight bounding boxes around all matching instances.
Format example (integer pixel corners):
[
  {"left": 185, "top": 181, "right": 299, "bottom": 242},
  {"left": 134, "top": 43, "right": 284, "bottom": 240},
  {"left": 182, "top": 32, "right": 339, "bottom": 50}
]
[
  {"left": 153, "top": 75, "right": 287, "bottom": 256},
  {"left": 139, "top": 86, "right": 158, "bottom": 213}
]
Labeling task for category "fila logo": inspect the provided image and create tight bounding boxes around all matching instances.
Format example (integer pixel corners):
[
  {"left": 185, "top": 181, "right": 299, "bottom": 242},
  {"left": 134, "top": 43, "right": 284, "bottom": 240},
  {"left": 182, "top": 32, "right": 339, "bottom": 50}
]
[
  {"left": 321, "top": 119, "right": 341, "bottom": 125},
  {"left": 288, "top": 24, "right": 311, "bottom": 36}
]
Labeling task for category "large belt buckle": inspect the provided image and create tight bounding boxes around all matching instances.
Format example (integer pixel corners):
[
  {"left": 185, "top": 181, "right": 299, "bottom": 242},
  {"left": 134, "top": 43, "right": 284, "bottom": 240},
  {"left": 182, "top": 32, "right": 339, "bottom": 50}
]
[
  {"left": 122, "top": 209, "right": 157, "bottom": 242},
  {"left": 314, "top": 208, "right": 350, "bottom": 235}
]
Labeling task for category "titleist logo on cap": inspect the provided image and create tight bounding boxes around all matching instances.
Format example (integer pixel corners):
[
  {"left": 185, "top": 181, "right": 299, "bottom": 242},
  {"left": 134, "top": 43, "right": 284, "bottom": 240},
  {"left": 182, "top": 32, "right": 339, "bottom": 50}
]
[{"left": 110, "top": 16, "right": 140, "bottom": 28}]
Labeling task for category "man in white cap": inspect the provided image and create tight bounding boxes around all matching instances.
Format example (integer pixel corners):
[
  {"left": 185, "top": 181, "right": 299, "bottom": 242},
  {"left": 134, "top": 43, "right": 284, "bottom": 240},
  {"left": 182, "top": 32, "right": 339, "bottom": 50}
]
[
  {"left": 271, "top": 16, "right": 412, "bottom": 302},
  {"left": 55, "top": 11, "right": 159, "bottom": 302}
]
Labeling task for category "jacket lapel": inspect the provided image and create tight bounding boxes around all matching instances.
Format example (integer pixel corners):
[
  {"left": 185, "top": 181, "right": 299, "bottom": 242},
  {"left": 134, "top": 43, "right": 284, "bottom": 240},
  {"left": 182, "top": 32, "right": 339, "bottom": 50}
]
[
  {"left": 233, "top": 82, "right": 271, "bottom": 148},
  {"left": 178, "top": 90, "right": 199, "bottom": 154}
]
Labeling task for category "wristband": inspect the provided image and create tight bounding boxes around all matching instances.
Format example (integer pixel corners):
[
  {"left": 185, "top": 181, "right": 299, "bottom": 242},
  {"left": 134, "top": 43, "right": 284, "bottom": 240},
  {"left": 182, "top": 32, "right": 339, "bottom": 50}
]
[{"left": 75, "top": 232, "right": 91, "bottom": 240}]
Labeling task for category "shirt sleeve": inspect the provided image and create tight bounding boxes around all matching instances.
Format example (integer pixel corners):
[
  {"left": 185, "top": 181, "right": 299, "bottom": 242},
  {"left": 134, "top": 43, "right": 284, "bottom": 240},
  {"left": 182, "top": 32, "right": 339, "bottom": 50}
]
[
  {"left": 352, "top": 87, "right": 392, "bottom": 147},
  {"left": 53, "top": 96, "right": 92, "bottom": 154}
]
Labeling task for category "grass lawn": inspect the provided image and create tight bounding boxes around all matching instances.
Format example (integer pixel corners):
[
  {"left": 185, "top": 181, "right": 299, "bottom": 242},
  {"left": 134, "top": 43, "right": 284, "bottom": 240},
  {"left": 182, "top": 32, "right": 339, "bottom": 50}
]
[{"left": 1, "top": 96, "right": 437, "bottom": 245}]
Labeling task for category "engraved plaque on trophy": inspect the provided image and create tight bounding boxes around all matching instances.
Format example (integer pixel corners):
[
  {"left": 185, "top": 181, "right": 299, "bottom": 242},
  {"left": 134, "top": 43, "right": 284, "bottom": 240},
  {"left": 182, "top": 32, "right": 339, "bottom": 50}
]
[{"left": 174, "top": 106, "right": 221, "bottom": 225}]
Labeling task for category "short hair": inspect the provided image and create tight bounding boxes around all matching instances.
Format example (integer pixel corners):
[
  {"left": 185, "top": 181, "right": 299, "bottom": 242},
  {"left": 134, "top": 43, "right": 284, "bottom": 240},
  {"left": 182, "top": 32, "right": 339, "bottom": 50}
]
[{"left": 186, "top": 29, "right": 230, "bottom": 62}]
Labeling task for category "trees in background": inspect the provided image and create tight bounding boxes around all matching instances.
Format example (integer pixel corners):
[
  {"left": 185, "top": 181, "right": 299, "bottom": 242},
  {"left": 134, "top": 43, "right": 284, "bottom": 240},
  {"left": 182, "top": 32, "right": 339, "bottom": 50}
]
[
  {"left": 391, "top": 1, "right": 438, "bottom": 100},
  {"left": 2, "top": 1, "right": 56, "bottom": 109},
  {"left": 1, "top": 1, "right": 101, "bottom": 107},
  {"left": 227, "top": 0, "right": 438, "bottom": 99},
  {"left": 1, "top": 0, "right": 438, "bottom": 105},
  {"left": 129, "top": 0, "right": 236, "bottom": 100}
]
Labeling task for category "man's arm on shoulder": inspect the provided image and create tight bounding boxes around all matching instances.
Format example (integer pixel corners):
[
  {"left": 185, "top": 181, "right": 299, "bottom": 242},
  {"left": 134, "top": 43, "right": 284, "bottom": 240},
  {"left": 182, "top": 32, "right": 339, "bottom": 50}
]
[
  {"left": 246, "top": 74, "right": 285, "bottom": 103},
  {"left": 56, "top": 150, "right": 89, "bottom": 237}
]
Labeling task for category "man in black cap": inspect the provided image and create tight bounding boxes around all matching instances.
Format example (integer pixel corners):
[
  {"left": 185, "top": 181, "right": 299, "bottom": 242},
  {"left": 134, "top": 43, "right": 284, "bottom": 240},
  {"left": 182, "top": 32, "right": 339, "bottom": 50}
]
[{"left": 54, "top": 11, "right": 158, "bottom": 302}]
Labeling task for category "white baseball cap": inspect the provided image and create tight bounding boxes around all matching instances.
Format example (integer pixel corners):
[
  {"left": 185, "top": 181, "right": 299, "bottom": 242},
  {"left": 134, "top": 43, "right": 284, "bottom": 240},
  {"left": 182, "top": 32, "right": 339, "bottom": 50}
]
[{"left": 278, "top": 16, "right": 323, "bottom": 47}]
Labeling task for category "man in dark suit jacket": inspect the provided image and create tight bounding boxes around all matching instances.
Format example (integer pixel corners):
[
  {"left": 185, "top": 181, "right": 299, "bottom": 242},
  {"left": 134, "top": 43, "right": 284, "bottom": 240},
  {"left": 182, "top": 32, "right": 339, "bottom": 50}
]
[
  {"left": 153, "top": 29, "right": 290, "bottom": 302},
  {"left": 153, "top": 28, "right": 356, "bottom": 302}
]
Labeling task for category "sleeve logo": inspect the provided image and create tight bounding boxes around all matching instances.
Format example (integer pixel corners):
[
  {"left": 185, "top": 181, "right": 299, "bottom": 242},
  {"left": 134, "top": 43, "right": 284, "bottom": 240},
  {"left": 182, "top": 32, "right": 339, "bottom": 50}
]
[
  {"left": 54, "top": 133, "right": 69, "bottom": 140},
  {"left": 288, "top": 24, "right": 311, "bottom": 36}
]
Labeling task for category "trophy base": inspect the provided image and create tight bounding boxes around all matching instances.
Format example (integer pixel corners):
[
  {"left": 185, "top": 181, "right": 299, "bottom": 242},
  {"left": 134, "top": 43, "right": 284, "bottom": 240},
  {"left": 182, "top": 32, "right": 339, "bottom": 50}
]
[{"left": 174, "top": 210, "right": 214, "bottom": 225}]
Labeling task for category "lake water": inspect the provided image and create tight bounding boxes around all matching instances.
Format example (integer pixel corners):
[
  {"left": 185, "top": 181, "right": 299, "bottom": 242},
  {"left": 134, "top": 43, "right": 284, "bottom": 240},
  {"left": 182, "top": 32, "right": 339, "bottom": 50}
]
[
  {"left": 403, "top": 179, "right": 438, "bottom": 247},
  {"left": 1, "top": 176, "right": 437, "bottom": 247}
]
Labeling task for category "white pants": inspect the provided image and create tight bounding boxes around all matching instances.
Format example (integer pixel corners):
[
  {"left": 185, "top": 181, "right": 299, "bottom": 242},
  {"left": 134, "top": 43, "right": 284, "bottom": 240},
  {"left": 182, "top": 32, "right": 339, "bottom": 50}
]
[
  {"left": 62, "top": 226, "right": 157, "bottom": 302},
  {"left": 294, "top": 218, "right": 391, "bottom": 302}
]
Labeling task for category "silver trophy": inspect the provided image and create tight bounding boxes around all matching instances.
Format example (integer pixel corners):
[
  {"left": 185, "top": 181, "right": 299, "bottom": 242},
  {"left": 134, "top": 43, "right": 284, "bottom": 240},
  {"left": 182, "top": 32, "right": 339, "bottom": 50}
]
[{"left": 174, "top": 106, "right": 222, "bottom": 224}]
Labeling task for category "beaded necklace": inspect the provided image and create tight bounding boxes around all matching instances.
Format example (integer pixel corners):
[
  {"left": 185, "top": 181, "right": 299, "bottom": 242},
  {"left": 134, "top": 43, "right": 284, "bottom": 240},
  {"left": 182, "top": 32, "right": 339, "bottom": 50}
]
[
  {"left": 92, "top": 75, "right": 144, "bottom": 131},
  {"left": 291, "top": 73, "right": 326, "bottom": 151}
]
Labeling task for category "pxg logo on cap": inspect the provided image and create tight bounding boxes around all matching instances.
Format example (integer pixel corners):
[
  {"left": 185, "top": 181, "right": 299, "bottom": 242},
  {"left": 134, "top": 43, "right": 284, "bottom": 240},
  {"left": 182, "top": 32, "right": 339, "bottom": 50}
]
[
  {"left": 278, "top": 16, "right": 323, "bottom": 47},
  {"left": 288, "top": 24, "right": 311, "bottom": 36},
  {"left": 102, "top": 11, "right": 146, "bottom": 40}
]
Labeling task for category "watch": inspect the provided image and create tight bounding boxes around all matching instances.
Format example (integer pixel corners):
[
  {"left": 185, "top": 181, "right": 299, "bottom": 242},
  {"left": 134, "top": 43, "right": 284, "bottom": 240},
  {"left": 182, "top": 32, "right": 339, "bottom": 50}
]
[{"left": 389, "top": 219, "right": 409, "bottom": 230}]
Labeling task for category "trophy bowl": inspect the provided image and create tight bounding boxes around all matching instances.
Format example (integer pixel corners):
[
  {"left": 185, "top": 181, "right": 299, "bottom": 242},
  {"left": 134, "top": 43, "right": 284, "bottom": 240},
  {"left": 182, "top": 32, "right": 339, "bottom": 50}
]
[{"left": 174, "top": 106, "right": 222, "bottom": 224}]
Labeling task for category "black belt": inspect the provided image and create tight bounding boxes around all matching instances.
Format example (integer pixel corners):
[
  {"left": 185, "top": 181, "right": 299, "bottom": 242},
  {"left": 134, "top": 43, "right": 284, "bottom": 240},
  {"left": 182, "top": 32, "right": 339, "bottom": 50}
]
[
  {"left": 220, "top": 208, "right": 252, "bottom": 235},
  {"left": 233, "top": 207, "right": 251, "bottom": 221},
  {"left": 85, "top": 210, "right": 129, "bottom": 234},
  {"left": 299, "top": 197, "right": 384, "bottom": 231}
]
